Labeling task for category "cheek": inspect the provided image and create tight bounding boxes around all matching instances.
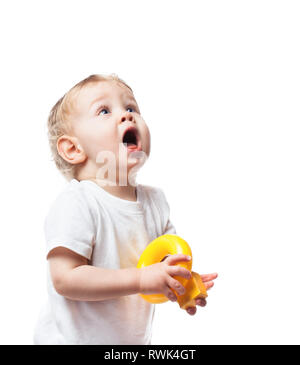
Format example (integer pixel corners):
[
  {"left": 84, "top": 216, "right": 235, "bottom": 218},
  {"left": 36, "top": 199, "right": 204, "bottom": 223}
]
[
  {"left": 142, "top": 125, "right": 151, "bottom": 157},
  {"left": 77, "top": 124, "right": 118, "bottom": 161}
]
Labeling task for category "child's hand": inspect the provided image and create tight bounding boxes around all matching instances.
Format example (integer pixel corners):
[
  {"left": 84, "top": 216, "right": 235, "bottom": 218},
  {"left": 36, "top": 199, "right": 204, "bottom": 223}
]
[
  {"left": 185, "top": 272, "right": 218, "bottom": 316},
  {"left": 139, "top": 254, "right": 192, "bottom": 301}
]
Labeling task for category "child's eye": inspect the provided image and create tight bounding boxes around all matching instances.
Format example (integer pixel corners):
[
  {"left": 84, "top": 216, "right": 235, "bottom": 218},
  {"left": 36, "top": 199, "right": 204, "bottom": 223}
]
[
  {"left": 126, "top": 106, "right": 135, "bottom": 113},
  {"left": 98, "top": 108, "right": 109, "bottom": 115}
]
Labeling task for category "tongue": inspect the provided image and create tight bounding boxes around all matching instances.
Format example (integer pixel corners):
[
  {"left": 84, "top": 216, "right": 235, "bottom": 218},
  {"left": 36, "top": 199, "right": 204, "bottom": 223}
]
[{"left": 127, "top": 143, "right": 137, "bottom": 148}]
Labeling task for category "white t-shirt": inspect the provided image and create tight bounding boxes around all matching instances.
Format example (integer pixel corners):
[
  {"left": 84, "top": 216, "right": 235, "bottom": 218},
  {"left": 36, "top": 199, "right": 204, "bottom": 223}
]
[{"left": 34, "top": 179, "right": 176, "bottom": 345}]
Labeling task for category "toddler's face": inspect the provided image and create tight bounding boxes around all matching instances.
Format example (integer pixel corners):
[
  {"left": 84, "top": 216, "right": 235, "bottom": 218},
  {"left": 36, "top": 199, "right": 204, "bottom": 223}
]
[{"left": 70, "top": 80, "right": 151, "bottom": 179}]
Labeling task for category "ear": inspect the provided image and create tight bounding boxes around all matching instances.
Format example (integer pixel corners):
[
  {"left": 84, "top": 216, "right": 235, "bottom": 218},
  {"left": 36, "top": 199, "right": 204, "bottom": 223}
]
[{"left": 57, "top": 135, "right": 87, "bottom": 165}]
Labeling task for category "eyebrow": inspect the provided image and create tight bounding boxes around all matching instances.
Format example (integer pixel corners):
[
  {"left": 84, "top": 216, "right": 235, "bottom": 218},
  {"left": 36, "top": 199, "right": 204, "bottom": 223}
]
[
  {"left": 90, "top": 95, "right": 109, "bottom": 108},
  {"left": 90, "top": 94, "right": 138, "bottom": 109}
]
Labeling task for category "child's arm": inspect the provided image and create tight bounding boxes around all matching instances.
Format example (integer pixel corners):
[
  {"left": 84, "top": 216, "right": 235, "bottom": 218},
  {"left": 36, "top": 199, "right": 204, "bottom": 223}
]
[{"left": 48, "top": 247, "right": 192, "bottom": 302}]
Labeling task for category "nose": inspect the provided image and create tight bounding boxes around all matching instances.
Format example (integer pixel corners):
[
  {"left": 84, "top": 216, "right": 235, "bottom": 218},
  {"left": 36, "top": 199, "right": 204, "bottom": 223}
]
[{"left": 120, "top": 111, "right": 135, "bottom": 124}]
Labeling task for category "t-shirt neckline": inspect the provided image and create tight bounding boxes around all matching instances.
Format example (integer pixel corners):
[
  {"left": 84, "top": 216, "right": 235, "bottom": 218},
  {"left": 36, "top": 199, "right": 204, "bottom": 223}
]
[{"left": 71, "top": 179, "right": 144, "bottom": 214}]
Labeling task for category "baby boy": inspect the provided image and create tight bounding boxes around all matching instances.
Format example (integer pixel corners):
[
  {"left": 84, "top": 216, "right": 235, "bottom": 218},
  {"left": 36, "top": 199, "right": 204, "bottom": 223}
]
[{"left": 34, "top": 74, "right": 217, "bottom": 345}]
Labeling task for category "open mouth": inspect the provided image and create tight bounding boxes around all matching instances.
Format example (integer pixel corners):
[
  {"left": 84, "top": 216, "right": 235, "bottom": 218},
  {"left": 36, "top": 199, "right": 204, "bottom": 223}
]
[{"left": 122, "top": 127, "right": 141, "bottom": 150}]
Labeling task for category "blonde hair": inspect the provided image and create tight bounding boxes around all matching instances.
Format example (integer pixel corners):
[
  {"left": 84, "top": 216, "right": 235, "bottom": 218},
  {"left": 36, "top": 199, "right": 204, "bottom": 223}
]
[{"left": 47, "top": 73, "right": 132, "bottom": 180}]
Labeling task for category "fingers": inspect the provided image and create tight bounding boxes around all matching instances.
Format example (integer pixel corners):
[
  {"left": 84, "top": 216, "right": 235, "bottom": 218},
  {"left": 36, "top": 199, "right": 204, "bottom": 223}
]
[
  {"left": 165, "top": 254, "right": 191, "bottom": 266},
  {"left": 167, "top": 277, "right": 185, "bottom": 296},
  {"left": 164, "top": 288, "right": 177, "bottom": 302},
  {"left": 186, "top": 297, "right": 207, "bottom": 316},
  {"left": 204, "top": 281, "right": 215, "bottom": 290},
  {"left": 195, "top": 298, "right": 207, "bottom": 307},
  {"left": 186, "top": 297, "right": 207, "bottom": 315},
  {"left": 186, "top": 306, "right": 197, "bottom": 315},
  {"left": 167, "top": 265, "right": 192, "bottom": 280},
  {"left": 201, "top": 273, "right": 218, "bottom": 282}
]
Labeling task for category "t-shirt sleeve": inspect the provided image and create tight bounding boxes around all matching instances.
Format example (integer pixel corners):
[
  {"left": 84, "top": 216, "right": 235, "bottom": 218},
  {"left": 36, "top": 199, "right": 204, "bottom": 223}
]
[
  {"left": 151, "top": 186, "right": 177, "bottom": 235},
  {"left": 44, "top": 188, "right": 96, "bottom": 260},
  {"left": 164, "top": 217, "right": 177, "bottom": 235}
]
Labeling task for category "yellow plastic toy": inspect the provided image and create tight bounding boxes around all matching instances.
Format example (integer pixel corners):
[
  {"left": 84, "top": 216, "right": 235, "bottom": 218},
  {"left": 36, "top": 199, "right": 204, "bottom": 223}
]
[{"left": 137, "top": 234, "right": 207, "bottom": 310}]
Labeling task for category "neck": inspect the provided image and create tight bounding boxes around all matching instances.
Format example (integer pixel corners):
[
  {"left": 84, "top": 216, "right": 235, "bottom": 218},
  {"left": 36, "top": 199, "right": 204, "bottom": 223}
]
[
  {"left": 92, "top": 181, "right": 138, "bottom": 202},
  {"left": 76, "top": 174, "right": 137, "bottom": 202},
  {"left": 75, "top": 161, "right": 138, "bottom": 202}
]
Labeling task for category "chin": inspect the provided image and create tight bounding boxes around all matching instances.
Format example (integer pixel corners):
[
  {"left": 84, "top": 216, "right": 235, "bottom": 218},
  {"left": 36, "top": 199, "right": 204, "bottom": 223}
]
[{"left": 127, "top": 150, "right": 148, "bottom": 169}]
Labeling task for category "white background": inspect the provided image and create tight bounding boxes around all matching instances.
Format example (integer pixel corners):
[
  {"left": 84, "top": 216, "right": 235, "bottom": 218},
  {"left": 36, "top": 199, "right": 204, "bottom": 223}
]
[{"left": 0, "top": 0, "right": 299, "bottom": 345}]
